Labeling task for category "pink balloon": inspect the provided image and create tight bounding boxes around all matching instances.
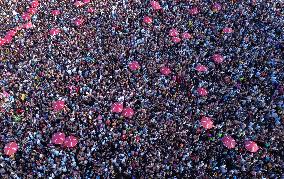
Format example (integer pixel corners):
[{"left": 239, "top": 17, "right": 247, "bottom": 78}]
[
  {"left": 189, "top": 7, "right": 199, "bottom": 15},
  {"left": 129, "top": 61, "right": 140, "bottom": 71},
  {"left": 169, "top": 28, "right": 179, "bottom": 37},
  {"left": 22, "top": 12, "right": 31, "bottom": 21},
  {"left": 160, "top": 66, "right": 171, "bottom": 75},
  {"left": 245, "top": 141, "right": 259, "bottom": 153},
  {"left": 50, "top": 28, "right": 61, "bottom": 36},
  {"left": 200, "top": 116, "right": 213, "bottom": 129},
  {"left": 195, "top": 65, "right": 208, "bottom": 72},
  {"left": 27, "top": 7, "right": 37, "bottom": 15},
  {"left": 74, "top": 1, "right": 84, "bottom": 7},
  {"left": 197, "top": 87, "right": 208, "bottom": 96},
  {"left": 222, "top": 136, "right": 236, "bottom": 149},
  {"left": 122, "top": 107, "right": 135, "bottom": 118},
  {"left": 212, "top": 54, "right": 224, "bottom": 63},
  {"left": 212, "top": 3, "right": 222, "bottom": 12},
  {"left": 31, "top": 0, "right": 39, "bottom": 8},
  {"left": 23, "top": 22, "right": 33, "bottom": 29},
  {"left": 74, "top": 18, "right": 84, "bottom": 26},
  {"left": 223, "top": 27, "right": 234, "bottom": 33},
  {"left": 143, "top": 16, "right": 153, "bottom": 24},
  {"left": 51, "top": 10, "right": 61, "bottom": 16},
  {"left": 150, "top": 1, "right": 161, "bottom": 10},
  {"left": 172, "top": 36, "right": 181, "bottom": 43},
  {"left": 182, "top": 32, "right": 192, "bottom": 39}
]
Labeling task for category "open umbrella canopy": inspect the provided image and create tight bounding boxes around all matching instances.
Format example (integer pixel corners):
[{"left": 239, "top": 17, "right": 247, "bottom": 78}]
[
  {"left": 150, "top": 1, "right": 161, "bottom": 10},
  {"left": 197, "top": 87, "right": 208, "bottom": 96},
  {"left": 111, "top": 102, "right": 124, "bottom": 113},
  {"left": 122, "top": 107, "right": 134, "bottom": 118},
  {"left": 212, "top": 54, "right": 224, "bottom": 63},
  {"left": 169, "top": 28, "right": 179, "bottom": 37},
  {"left": 222, "top": 136, "right": 236, "bottom": 149},
  {"left": 160, "top": 67, "right": 171, "bottom": 75},
  {"left": 64, "top": 136, "right": 78, "bottom": 148},
  {"left": 52, "top": 132, "right": 66, "bottom": 145},
  {"left": 4, "top": 142, "right": 18, "bottom": 156},
  {"left": 195, "top": 65, "right": 208, "bottom": 72},
  {"left": 245, "top": 141, "right": 259, "bottom": 153},
  {"left": 53, "top": 100, "right": 65, "bottom": 111},
  {"left": 200, "top": 117, "right": 213, "bottom": 129},
  {"left": 129, "top": 61, "right": 140, "bottom": 71},
  {"left": 143, "top": 16, "right": 153, "bottom": 24}
]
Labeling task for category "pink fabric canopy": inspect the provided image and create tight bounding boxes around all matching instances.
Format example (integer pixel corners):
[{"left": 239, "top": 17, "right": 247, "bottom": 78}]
[
  {"left": 172, "top": 37, "right": 181, "bottom": 43},
  {"left": 189, "top": 7, "right": 199, "bottom": 15},
  {"left": 245, "top": 141, "right": 259, "bottom": 153},
  {"left": 74, "top": 18, "right": 84, "bottom": 26},
  {"left": 212, "top": 54, "right": 224, "bottom": 63},
  {"left": 143, "top": 16, "right": 153, "bottom": 24},
  {"left": 223, "top": 27, "right": 234, "bottom": 33},
  {"left": 31, "top": 0, "right": 39, "bottom": 8},
  {"left": 4, "top": 142, "right": 18, "bottom": 156},
  {"left": 200, "top": 117, "right": 213, "bottom": 129},
  {"left": 111, "top": 102, "right": 124, "bottom": 113},
  {"left": 169, "top": 28, "right": 179, "bottom": 37},
  {"left": 150, "top": 1, "right": 161, "bottom": 10},
  {"left": 195, "top": 65, "right": 208, "bottom": 72},
  {"left": 50, "top": 28, "right": 61, "bottom": 36},
  {"left": 122, "top": 107, "right": 134, "bottom": 118},
  {"left": 160, "top": 67, "right": 171, "bottom": 75},
  {"left": 197, "top": 87, "right": 208, "bottom": 96},
  {"left": 222, "top": 136, "right": 236, "bottom": 149},
  {"left": 53, "top": 100, "right": 65, "bottom": 111},
  {"left": 64, "top": 136, "right": 78, "bottom": 148},
  {"left": 182, "top": 32, "right": 192, "bottom": 39},
  {"left": 52, "top": 132, "right": 66, "bottom": 145},
  {"left": 129, "top": 61, "right": 140, "bottom": 71}
]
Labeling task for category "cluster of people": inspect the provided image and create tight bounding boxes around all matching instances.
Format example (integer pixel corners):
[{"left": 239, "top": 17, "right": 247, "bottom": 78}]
[{"left": 0, "top": 0, "right": 283, "bottom": 178}]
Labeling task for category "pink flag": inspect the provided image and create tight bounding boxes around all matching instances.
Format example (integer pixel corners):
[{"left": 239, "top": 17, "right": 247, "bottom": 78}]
[
  {"left": 189, "top": 7, "right": 199, "bottom": 15},
  {"left": 212, "top": 54, "right": 224, "bottom": 63},
  {"left": 160, "top": 66, "right": 171, "bottom": 75},
  {"left": 245, "top": 141, "right": 259, "bottom": 153},
  {"left": 169, "top": 28, "right": 179, "bottom": 37},
  {"left": 129, "top": 61, "right": 140, "bottom": 71},
  {"left": 64, "top": 136, "right": 78, "bottom": 148},
  {"left": 222, "top": 136, "right": 236, "bottom": 149},
  {"left": 49, "top": 28, "right": 61, "bottom": 36},
  {"left": 182, "top": 32, "right": 192, "bottom": 39},
  {"left": 4, "top": 142, "right": 18, "bottom": 156},
  {"left": 200, "top": 117, "right": 213, "bottom": 129},
  {"left": 52, "top": 132, "right": 66, "bottom": 145},
  {"left": 197, "top": 87, "right": 208, "bottom": 96},
  {"left": 150, "top": 1, "right": 161, "bottom": 10},
  {"left": 195, "top": 65, "right": 208, "bottom": 72},
  {"left": 143, "top": 16, "right": 153, "bottom": 24},
  {"left": 111, "top": 102, "right": 124, "bottom": 113},
  {"left": 122, "top": 107, "right": 135, "bottom": 118},
  {"left": 51, "top": 10, "right": 61, "bottom": 16}
]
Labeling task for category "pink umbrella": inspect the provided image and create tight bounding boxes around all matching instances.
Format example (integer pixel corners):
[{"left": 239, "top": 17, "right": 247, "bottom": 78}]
[
  {"left": 111, "top": 102, "right": 124, "bottom": 113},
  {"left": 212, "top": 3, "right": 222, "bottom": 12},
  {"left": 200, "top": 116, "right": 213, "bottom": 129},
  {"left": 22, "top": 22, "right": 33, "bottom": 29},
  {"left": 27, "top": 7, "right": 37, "bottom": 15},
  {"left": 74, "top": 18, "right": 84, "bottom": 26},
  {"left": 222, "top": 136, "right": 236, "bottom": 149},
  {"left": 51, "top": 10, "right": 61, "bottom": 16},
  {"left": 197, "top": 87, "right": 208, "bottom": 96},
  {"left": 129, "top": 61, "right": 140, "bottom": 71},
  {"left": 83, "top": 0, "right": 90, "bottom": 4},
  {"left": 64, "top": 136, "right": 78, "bottom": 148},
  {"left": 53, "top": 100, "right": 65, "bottom": 111},
  {"left": 22, "top": 12, "right": 31, "bottom": 21},
  {"left": 52, "top": 132, "right": 66, "bottom": 145},
  {"left": 182, "top": 32, "right": 192, "bottom": 39},
  {"left": 87, "top": 7, "right": 94, "bottom": 13},
  {"left": 212, "top": 54, "right": 224, "bottom": 63},
  {"left": 31, "top": 0, "right": 39, "bottom": 8},
  {"left": 189, "top": 7, "right": 199, "bottom": 15},
  {"left": 7, "top": 30, "right": 17, "bottom": 37},
  {"left": 223, "top": 27, "right": 234, "bottom": 33},
  {"left": 122, "top": 107, "right": 134, "bottom": 118},
  {"left": 160, "top": 66, "right": 171, "bottom": 75},
  {"left": 172, "top": 36, "right": 181, "bottom": 43},
  {"left": 245, "top": 141, "right": 259, "bottom": 153},
  {"left": 49, "top": 28, "right": 61, "bottom": 36},
  {"left": 195, "top": 65, "right": 208, "bottom": 72},
  {"left": 4, "top": 142, "right": 18, "bottom": 156},
  {"left": 143, "top": 16, "right": 153, "bottom": 24},
  {"left": 74, "top": 1, "right": 84, "bottom": 7},
  {"left": 169, "top": 28, "right": 179, "bottom": 37},
  {"left": 150, "top": 1, "right": 161, "bottom": 10}
]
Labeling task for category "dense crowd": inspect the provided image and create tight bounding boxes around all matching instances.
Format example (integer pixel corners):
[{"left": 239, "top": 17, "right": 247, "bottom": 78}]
[{"left": 0, "top": 0, "right": 283, "bottom": 178}]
